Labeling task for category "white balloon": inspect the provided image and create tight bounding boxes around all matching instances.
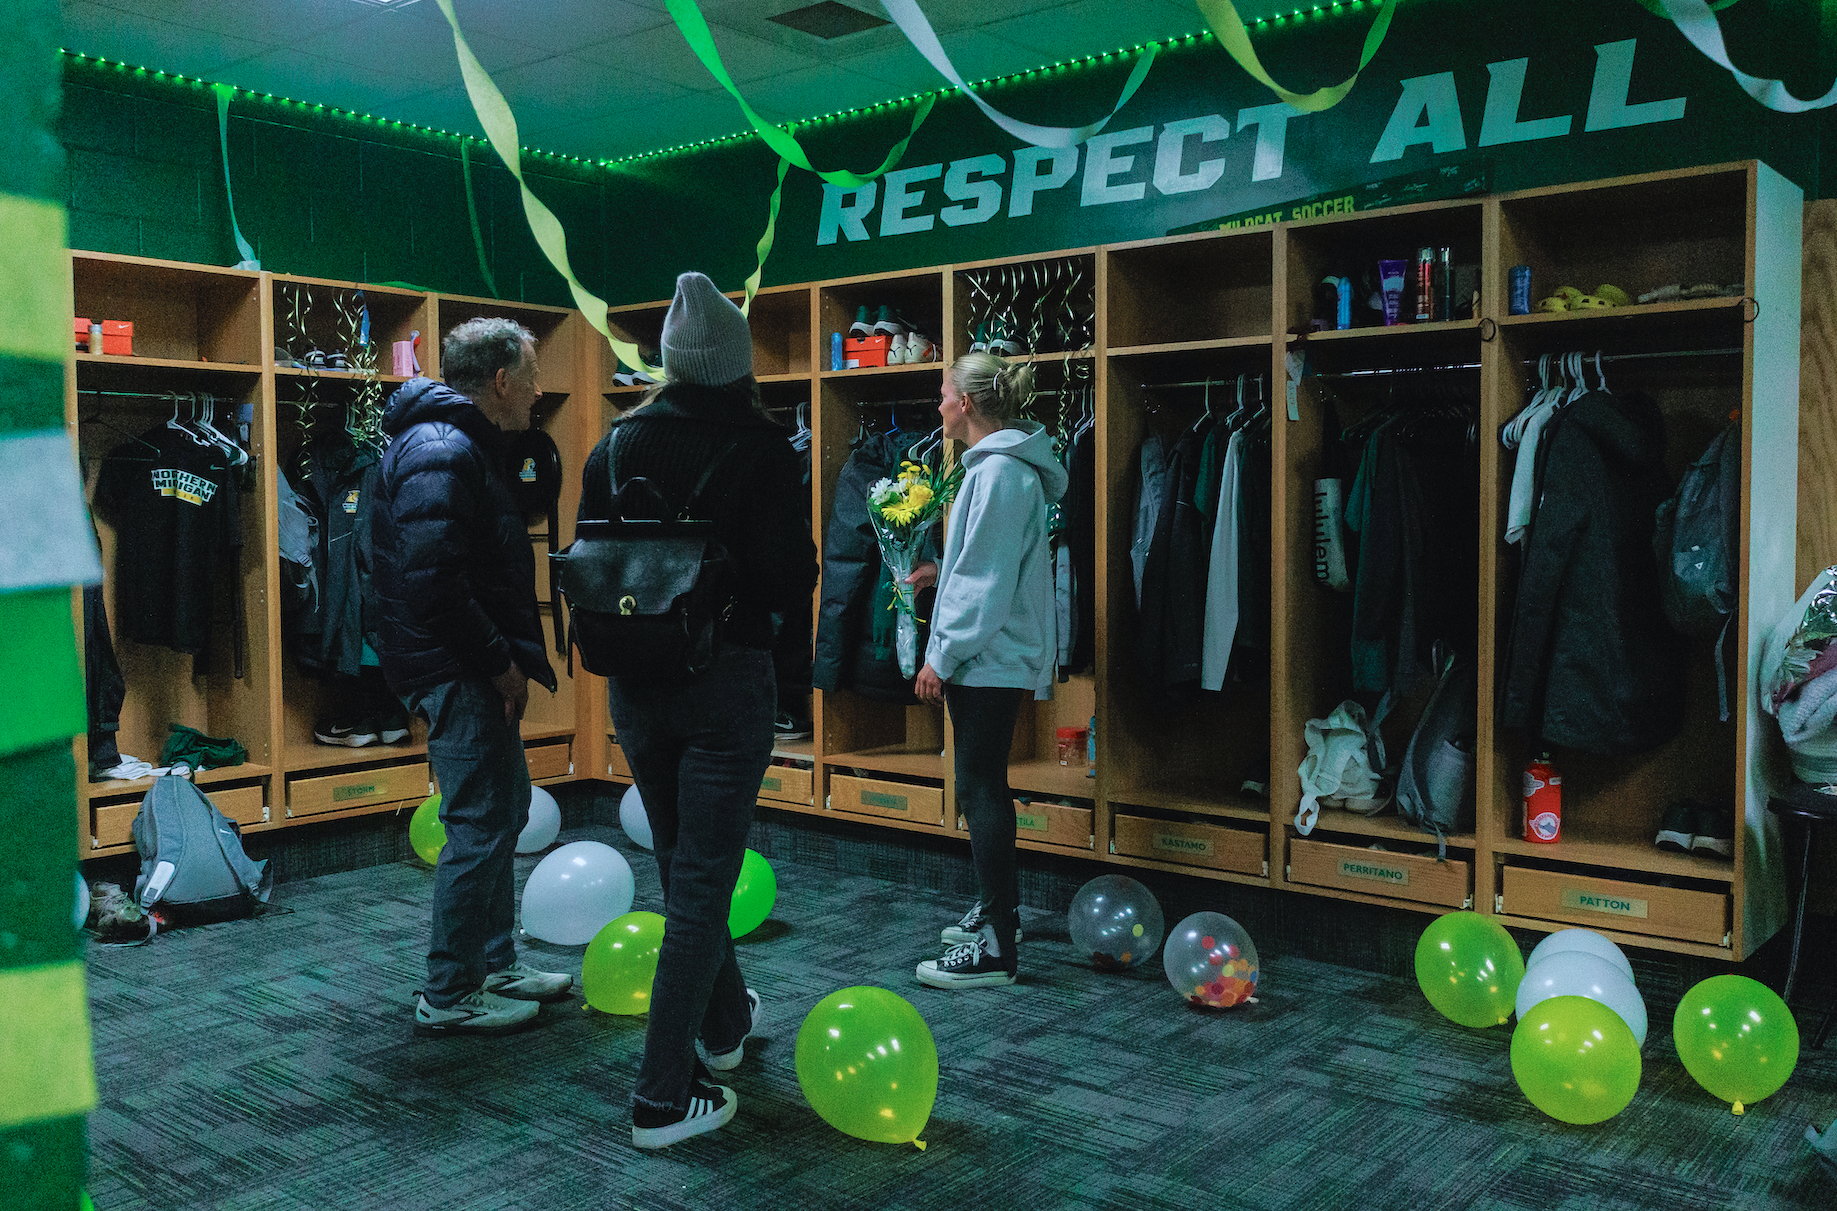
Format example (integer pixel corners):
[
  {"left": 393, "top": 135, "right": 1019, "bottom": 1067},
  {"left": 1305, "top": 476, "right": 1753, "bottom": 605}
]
[
  {"left": 520, "top": 841, "right": 634, "bottom": 945},
  {"left": 1526, "top": 928, "right": 1636, "bottom": 986},
  {"left": 517, "top": 785, "right": 561, "bottom": 853},
  {"left": 1515, "top": 951, "right": 1649, "bottom": 1046},
  {"left": 74, "top": 872, "right": 90, "bottom": 931},
  {"left": 619, "top": 784, "right": 653, "bottom": 850}
]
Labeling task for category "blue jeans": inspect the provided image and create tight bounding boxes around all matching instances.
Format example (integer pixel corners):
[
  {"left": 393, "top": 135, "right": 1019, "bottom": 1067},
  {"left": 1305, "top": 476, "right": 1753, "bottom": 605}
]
[
  {"left": 609, "top": 647, "right": 772, "bottom": 1114},
  {"left": 408, "top": 677, "right": 532, "bottom": 1008},
  {"left": 944, "top": 683, "right": 1025, "bottom": 968}
]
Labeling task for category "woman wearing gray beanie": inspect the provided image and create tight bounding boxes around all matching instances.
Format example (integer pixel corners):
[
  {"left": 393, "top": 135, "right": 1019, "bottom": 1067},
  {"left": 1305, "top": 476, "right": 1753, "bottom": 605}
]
[{"left": 579, "top": 272, "right": 818, "bottom": 1147}]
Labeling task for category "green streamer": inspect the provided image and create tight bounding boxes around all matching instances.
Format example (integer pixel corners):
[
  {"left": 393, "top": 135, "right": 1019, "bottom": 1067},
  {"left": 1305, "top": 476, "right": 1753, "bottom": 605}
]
[
  {"left": 741, "top": 157, "right": 790, "bottom": 318},
  {"left": 665, "top": 0, "right": 935, "bottom": 188},
  {"left": 212, "top": 84, "right": 259, "bottom": 268},
  {"left": 1194, "top": 0, "right": 1400, "bottom": 113},
  {"left": 459, "top": 141, "right": 500, "bottom": 298}
]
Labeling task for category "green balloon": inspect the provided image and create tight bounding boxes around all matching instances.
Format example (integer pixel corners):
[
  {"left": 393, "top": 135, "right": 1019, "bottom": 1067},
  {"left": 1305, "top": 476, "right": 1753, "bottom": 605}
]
[
  {"left": 1511, "top": 994, "right": 1642, "bottom": 1124},
  {"left": 1673, "top": 974, "right": 1800, "bottom": 1111},
  {"left": 582, "top": 911, "right": 665, "bottom": 1015},
  {"left": 408, "top": 793, "right": 445, "bottom": 866},
  {"left": 729, "top": 848, "right": 777, "bottom": 938},
  {"left": 1414, "top": 911, "right": 1526, "bottom": 1028},
  {"left": 795, "top": 986, "right": 939, "bottom": 1146}
]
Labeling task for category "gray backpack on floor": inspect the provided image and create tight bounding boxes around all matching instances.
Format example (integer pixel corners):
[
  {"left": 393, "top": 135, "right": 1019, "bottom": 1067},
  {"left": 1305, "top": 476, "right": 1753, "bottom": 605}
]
[{"left": 133, "top": 775, "right": 273, "bottom": 923}]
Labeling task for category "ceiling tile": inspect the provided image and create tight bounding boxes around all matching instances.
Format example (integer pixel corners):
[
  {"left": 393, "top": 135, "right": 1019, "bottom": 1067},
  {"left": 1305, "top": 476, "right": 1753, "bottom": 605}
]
[
  {"left": 62, "top": 1, "right": 272, "bottom": 75},
  {"left": 491, "top": 56, "right": 695, "bottom": 134},
  {"left": 742, "top": 64, "right": 903, "bottom": 126},
  {"left": 209, "top": 46, "right": 424, "bottom": 117},
  {"left": 842, "top": 28, "right": 1038, "bottom": 90},
  {"left": 75, "top": 0, "right": 369, "bottom": 50},
  {"left": 287, "top": 16, "right": 556, "bottom": 79},
  {"left": 387, "top": 0, "right": 670, "bottom": 57},
  {"left": 986, "top": 0, "right": 1205, "bottom": 60},
  {"left": 573, "top": 16, "right": 813, "bottom": 86}
]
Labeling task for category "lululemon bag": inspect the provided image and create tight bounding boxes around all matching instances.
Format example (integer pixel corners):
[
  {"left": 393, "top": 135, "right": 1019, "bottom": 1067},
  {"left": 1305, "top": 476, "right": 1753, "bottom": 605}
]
[
  {"left": 1394, "top": 647, "right": 1477, "bottom": 858},
  {"left": 132, "top": 774, "right": 272, "bottom": 924},
  {"left": 552, "top": 443, "right": 740, "bottom": 682}
]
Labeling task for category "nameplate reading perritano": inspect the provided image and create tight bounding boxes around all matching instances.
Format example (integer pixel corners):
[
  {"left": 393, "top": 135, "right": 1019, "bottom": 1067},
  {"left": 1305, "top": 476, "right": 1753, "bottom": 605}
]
[
  {"left": 1153, "top": 833, "right": 1213, "bottom": 857},
  {"left": 860, "top": 790, "right": 908, "bottom": 812},
  {"left": 1560, "top": 888, "right": 1649, "bottom": 919},
  {"left": 1337, "top": 857, "right": 1409, "bottom": 886}
]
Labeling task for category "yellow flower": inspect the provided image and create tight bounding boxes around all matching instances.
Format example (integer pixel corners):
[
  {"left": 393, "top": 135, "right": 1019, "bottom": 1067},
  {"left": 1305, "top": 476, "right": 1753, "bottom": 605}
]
[
  {"left": 882, "top": 499, "right": 921, "bottom": 525},
  {"left": 905, "top": 482, "right": 933, "bottom": 510}
]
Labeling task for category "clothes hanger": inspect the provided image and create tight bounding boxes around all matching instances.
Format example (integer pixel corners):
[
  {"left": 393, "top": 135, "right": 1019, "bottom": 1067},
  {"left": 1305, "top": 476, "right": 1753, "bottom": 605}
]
[
  {"left": 166, "top": 391, "right": 212, "bottom": 449},
  {"left": 80, "top": 407, "right": 162, "bottom": 460},
  {"left": 193, "top": 393, "right": 248, "bottom": 466}
]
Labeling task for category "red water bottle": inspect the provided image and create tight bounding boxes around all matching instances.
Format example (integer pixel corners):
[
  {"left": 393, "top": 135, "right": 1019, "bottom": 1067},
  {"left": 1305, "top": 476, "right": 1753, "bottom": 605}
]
[{"left": 1523, "top": 752, "right": 1562, "bottom": 843}]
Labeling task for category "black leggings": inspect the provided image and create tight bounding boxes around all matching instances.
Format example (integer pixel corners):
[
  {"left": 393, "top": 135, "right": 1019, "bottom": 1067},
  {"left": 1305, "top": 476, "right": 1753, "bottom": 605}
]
[{"left": 944, "top": 683, "right": 1026, "bottom": 959}]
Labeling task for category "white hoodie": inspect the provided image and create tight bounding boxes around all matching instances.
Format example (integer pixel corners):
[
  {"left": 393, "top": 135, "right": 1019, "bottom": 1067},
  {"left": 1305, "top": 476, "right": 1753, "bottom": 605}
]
[{"left": 925, "top": 420, "right": 1069, "bottom": 690}]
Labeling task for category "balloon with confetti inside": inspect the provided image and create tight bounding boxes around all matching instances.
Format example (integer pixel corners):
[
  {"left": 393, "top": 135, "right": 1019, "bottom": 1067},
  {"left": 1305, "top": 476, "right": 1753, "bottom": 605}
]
[
  {"left": 1163, "top": 911, "right": 1259, "bottom": 1008},
  {"left": 1068, "top": 874, "right": 1165, "bottom": 971}
]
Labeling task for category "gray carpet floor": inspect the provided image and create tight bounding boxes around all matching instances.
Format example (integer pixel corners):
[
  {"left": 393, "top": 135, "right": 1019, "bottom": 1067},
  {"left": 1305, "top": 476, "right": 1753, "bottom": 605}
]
[{"left": 85, "top": 822, "right": 1837, "bottom": 1211}]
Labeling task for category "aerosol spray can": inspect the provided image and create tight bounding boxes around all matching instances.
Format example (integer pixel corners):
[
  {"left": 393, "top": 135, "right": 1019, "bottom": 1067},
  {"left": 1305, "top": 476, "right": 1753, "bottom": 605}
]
[
  {"left": 1414, "top": 247, "right": 1436, "bottom": 322},
  {"left": 1523, "top": 752, "right": 1562, "bottom": 843}
]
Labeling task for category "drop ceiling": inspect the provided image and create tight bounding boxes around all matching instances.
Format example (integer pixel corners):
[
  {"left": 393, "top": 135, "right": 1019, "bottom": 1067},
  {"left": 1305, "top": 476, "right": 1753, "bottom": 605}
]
[{"left": 59, "top": 0, "right": 1287, "bottom": 162}]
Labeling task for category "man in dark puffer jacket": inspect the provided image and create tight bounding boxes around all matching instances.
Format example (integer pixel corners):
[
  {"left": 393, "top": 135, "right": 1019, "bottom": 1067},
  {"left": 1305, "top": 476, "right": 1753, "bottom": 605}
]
[{"left": 372, "top": 317, "right": 570, "bottom": 1037}]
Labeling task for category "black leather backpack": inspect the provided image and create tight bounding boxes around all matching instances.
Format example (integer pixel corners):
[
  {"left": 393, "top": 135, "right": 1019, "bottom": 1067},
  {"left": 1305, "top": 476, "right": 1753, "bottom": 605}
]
[{"left": 552, "top": 443, "right": 739, "bottom": 681}]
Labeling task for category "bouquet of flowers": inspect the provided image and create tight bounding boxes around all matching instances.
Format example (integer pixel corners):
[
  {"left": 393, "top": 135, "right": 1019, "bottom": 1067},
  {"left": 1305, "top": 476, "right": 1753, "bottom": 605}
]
[{"left": 868, "top": 457, "right": 963, "bottom": 677}]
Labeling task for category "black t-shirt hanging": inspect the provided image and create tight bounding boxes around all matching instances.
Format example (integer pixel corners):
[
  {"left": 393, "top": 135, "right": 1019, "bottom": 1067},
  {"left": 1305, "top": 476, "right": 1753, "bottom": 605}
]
[{"left": 93, "top": 425, "right": 242, "bottom": 659}]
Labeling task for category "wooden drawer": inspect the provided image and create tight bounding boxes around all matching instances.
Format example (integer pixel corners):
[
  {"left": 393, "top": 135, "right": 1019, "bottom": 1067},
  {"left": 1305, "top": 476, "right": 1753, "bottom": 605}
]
[
  {"left": 759, "top": 764, "right": 813, "bottom": 805},
  {"left": 607, "top": 740, "right": 632, "bottom": 781},
  {"left": 287, "top": 762, "right": 430, "bottom": 818},
  {"left": 958, "top": 799, "right": 1093, "bottom": 849},
  {"left": 92, "top": 783, "right": 267, "bottom": 849},
  {"left": 1288, "top": 837, "right": 1471, "bottom": 908},
  {"left": 829, "top": 774, "right": 944, "bottom": 824},
  {"left": 1501, "top": 865, "right": 1730, "bottom": 946},
  {"left": 1111, "top": 814, "right": 1265, "bottom": 876},
  {"left": 525, "top": 741, "right": 572, "bottom": 781}
]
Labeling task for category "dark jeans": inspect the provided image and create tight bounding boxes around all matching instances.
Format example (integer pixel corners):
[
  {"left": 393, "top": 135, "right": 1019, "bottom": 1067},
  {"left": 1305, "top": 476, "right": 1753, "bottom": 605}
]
[
  {"left": 608, "top": 647, "right": 773, "bottom": 1114},
  {"left": 944, "top": 682, "right": 1025, "bottom": 968},
  {"left": 407, "top": 677, "right": 532, "bottom": 1007}
]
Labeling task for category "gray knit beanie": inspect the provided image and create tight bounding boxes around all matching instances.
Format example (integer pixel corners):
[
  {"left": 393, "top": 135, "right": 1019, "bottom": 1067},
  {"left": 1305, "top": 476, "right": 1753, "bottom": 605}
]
[{"left": 660, "top": 271, "right": 752, "bottom": 386}]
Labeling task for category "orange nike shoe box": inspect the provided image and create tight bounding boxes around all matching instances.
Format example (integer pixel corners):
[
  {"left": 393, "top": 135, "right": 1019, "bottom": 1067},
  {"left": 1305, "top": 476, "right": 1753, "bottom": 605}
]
[
  {"left": 843, "top": 334, "right": 889, "bottom": 368},
  {"left": 75, "top": 318, "right": 134, "bottom": 355}
]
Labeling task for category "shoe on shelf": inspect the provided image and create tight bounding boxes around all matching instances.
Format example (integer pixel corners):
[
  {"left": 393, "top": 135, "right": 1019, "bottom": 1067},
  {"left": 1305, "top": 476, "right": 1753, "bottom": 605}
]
[
  {"left": 483, "top": 960, "right": 575, "bottom": 1003},
  {"left": 1690, "top": 802, "right": 1735, "bottom": 858},
  {"left": 968, "top": 321, "right": 990, "bottom": 354},
  {"left": 985, "top": 318, "right": 1023, "bottom": 357},
  {"left": 374, "top": 710, "right": 412, "bottom": 745},
  {"left": 413, "top": 989, "right": 540, "bottom": 1036},
  {"left": 848, "top": 304, "right": 874, "bottom": 340},
  {"left": 886, "top": 331, "right": 909, "bottom": 364},
  {"left": 917, "top": 925, "right": 1016, "bottom": 989},
  {"left": 697, "top": 988, "right": 761, "bottom": 1072},
  {"left": 871, "top": 305, "right": 908, "bottom": 339},
  {"left": 940, "top": 900, "right": 1022, "bottom": 947},
  {"left": 632, "top": 1066, "right": 737, "bottom": 1149},
  {"left": 905, "top": 331, "right": 936, "bottom": 363},
  {"left": 774, "top": 714, "right": 813, "bottom": 741},
  {"left": 1654, "top": 800, "right": 1696, "bottom": 853},
  {"left": 314, "top": 717, "right": 378, "bottom": 747}
]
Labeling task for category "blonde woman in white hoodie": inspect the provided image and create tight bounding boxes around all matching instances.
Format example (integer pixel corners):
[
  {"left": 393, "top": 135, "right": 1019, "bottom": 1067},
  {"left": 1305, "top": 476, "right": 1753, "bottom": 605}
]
[{"left": 909, "top": 352, "right": 1067, "bottom": 988}]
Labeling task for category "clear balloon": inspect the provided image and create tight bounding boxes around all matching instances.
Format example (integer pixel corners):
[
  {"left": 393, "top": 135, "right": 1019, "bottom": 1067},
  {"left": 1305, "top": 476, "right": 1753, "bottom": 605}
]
[
  {"left": 795, "top": 986, "right": 939, "bottom": 1146},
  {"left": 1068, "top": 874, "right": 1165, "bottom": 970},
  {"left": 581, "top": 911, "right": 665, "bottom": 1014},
  {"left": 619, "top": 784, "right": 653, "bottom": 850},
  {"left": 1525, "top": 928, "right": 1635, "bottom": 986},
  {"left": 1162, "top": 911, "right": 1259, "bottom": 1008},
  {"left": 1516, "top": 951, "right": 1648, "bottom": 1046},
  {"left": 728, "top": 848, "right": 776, "bottom": 938},
  {"left": 1511, "top": 995, "right": 1642, "bottom": 1124},
  {"left": 1413, "top": 911, "right": 1525, "bottom": 1028},
  {"left": 520, "top": 840, "right": 634, "bottom": 945},
  {"left": 1673, "top": 974, "right": 1800, "bottom": 1112},
  {"left": 516, "top": 785, "right": 561, "bottom": 853},
  {"left": 74, "top": 872, "right": 90, "bottom": 932},
  {"left": 408, "top": 793, "right": 445, "bottom": 866}
]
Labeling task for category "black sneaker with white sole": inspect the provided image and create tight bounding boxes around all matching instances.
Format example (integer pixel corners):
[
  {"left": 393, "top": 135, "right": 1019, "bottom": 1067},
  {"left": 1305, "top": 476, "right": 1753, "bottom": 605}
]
[
  {"left": 1654, "top": 800, "right": 1696, "bottom": 853},
  {"left": 376, "top": 712, "right": 412, "bottom": 744},
  {"left": 916, "top": 927, "right": 1016, "bottom": 989},
  {"left": 1690, "top": 802, "right": 1734, "bottom": 858},
  {"left": 697, "top": 988, "right": 761, "bottom": 1072},
  {"left": 413, "top": 989, "right": 539, "bottom": 1036},
  {"left": 314, "top": 718, "right": 378, "bottom": 747},
  {"left": 940, "top": 900, "right": 1022, "bottom": 947},
  {"left": 773, "top": 714, "right": 813, "bottom": 741},
  {"left": 632, "top": 1068, "right": 737, "bottom": 1149}
]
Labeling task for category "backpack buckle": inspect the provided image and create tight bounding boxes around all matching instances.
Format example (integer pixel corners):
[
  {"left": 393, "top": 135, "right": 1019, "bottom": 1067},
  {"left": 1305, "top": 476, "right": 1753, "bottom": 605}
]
[{"left": 619, "top": 595, "right": 636, "bottom": 616}]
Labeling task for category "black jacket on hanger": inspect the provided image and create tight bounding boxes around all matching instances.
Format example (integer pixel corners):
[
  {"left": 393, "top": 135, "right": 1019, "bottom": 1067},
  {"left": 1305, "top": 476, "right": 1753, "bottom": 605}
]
[
  {"left": 1063, "top": 423, "right": 1096, "bottom": 673},
  {"left": 1138, "top": 419, "right": 1212, "bottom": 689},
  {"left": 370, "top": 378, "right": 557, "bottom": 697},
  {"left": 1500, "top": 389, "right": 1684, "bottom": 753},
  {"left": 292, "top": 430, "right": 380, "bottom": 679}
]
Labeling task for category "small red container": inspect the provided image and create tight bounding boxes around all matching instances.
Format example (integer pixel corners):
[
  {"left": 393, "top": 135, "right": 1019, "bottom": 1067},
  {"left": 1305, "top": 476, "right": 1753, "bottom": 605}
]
[{"left": 1523, "top": 753, "right": 1562, "bottom": 843}]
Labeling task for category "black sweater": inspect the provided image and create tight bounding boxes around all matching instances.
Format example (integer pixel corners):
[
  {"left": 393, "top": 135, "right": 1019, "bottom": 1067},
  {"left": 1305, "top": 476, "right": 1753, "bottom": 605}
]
[{"left": 579, "top": 386, "right": 818, "bottom": 651}]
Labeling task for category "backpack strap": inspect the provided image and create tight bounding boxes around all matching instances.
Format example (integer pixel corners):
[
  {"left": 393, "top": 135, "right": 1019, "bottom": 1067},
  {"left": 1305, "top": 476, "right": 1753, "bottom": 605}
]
[{"left": 679, "top": 441, "right": 744, "bottom": 521}]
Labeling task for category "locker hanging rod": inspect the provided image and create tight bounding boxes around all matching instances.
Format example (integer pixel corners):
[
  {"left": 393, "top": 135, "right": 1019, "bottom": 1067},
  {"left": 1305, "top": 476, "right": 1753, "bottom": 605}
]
[
  {"left": 1315, "top": 346, "right": 1742, "bottom": 380},
  {"left": 76, "top": 387, "right": 235, "bottom": 401}
]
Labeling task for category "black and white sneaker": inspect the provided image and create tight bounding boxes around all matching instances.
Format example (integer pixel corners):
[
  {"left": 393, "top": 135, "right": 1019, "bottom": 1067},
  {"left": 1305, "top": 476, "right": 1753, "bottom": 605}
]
[
  {"left": 314, "top": 718, "right": 378, "bottom": 747},
  {"left": 413, "top": 989, "right": 539, "bottom": 1036},
  {"left": 632, "top": 1070, "right": 737, "bottom": 1149},
  {"left": 916, "top": 927, "right": 1016, "bottom": 989},
  {"left": 1654, "top": 800, "right": 1696, "bottom": 853},
  {"left": 376, "top": 712, "right": 412, "bottom": 744},
  {"left": 773, "top": 714, "right": 813, "bottom": 741},
  {"left": 940, "top": 901, "right": 1022, "bottom": 947},
  {"left": 697, "top": 988, "right": 761, "bottom": 1072},
  {"left": 1690, "top": 802, "right": 1735, "bottom": 858}
]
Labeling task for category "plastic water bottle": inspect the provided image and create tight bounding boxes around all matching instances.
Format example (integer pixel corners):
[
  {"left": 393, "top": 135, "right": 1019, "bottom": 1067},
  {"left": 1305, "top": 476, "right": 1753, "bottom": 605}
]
[
  {"left": 1086, "top": 715, "right": 1096, "bottom": 778},
  {"left": 830, "top": 331, "right": 844, "bottom": 371}
]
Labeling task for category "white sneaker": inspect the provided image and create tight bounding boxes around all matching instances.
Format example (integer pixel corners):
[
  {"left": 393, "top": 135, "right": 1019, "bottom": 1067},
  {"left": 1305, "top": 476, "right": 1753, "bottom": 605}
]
[
  {"left": 871, "top": 305, "right": 908, "bottom": 339},
  {"left": 697, "top": 988, "right": 761, "bottom": 1071},
  {"left": 413, "top": 989, "right": 540, "bottom": 1036},
  {"left": 483, "top": 960, "right": 574, "bottom": 1002},
  {"left": 887, "top": 332, "right": 909, "bottom": 364},
  {"left": 906, "top": 332, "right": 936, "bottom": 363}
]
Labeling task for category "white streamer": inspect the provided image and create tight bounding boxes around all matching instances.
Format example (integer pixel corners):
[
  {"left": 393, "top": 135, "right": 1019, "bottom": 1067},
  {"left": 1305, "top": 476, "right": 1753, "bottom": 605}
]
[{"left": 1661, "top": 0, "right": 1837, "bottom": 112}]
